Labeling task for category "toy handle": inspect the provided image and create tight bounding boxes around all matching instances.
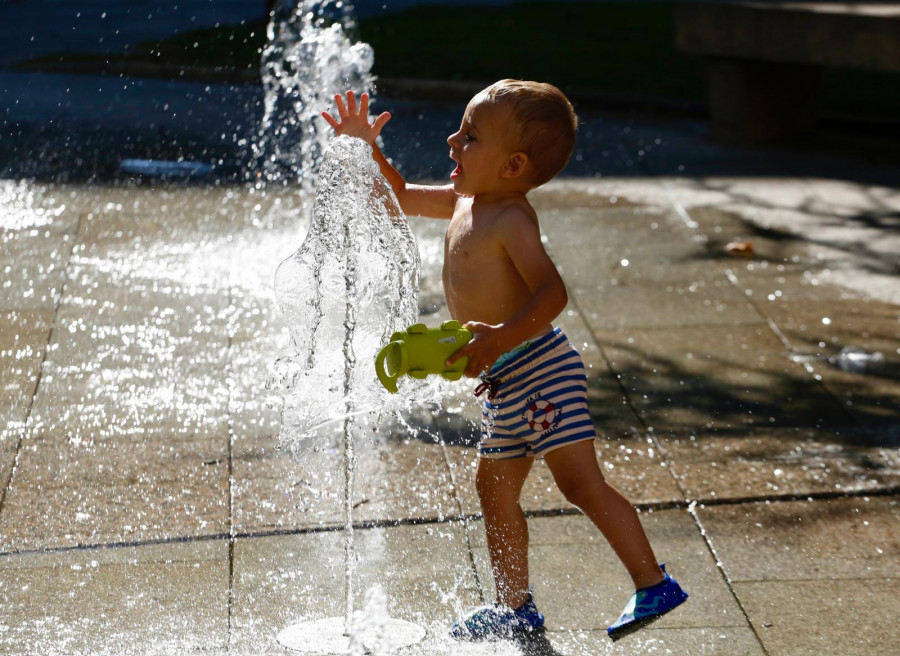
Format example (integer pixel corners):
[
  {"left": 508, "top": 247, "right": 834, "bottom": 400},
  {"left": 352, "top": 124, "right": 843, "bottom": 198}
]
[{"left": 374, "top": 341, "right": 407, "bottom": 394}]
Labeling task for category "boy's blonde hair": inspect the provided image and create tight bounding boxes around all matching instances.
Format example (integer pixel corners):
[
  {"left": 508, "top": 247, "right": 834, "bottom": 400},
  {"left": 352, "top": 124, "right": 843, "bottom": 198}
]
[{"left": 480, "top": 79, "right": 578, "bottom": 187}]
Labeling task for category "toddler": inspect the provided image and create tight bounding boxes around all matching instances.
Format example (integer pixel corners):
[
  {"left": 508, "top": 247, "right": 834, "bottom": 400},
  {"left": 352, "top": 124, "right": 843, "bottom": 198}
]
[{"left": 322, "top": 80, "right": 688, "bottom": 641}]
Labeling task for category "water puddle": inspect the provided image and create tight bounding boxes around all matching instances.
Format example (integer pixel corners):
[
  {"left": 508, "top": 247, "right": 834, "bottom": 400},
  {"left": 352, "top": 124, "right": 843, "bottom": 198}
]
[{"left": 790, "top": 345, "right": 887, "bottom": 375}]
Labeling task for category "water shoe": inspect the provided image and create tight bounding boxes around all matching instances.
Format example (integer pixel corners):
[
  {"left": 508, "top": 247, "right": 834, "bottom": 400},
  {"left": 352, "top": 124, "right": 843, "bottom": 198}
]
[
  {"left": 449, "top": 593, "right": 545, "bottom": 640},
  {"left": 607, "top": 564, "right": 689, "bottom": 641}
]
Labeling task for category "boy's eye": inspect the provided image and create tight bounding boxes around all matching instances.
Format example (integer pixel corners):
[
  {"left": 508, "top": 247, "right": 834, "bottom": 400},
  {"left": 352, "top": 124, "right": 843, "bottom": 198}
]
[{"left": 464, "top": 133, "right": 476, "bottom": 142}]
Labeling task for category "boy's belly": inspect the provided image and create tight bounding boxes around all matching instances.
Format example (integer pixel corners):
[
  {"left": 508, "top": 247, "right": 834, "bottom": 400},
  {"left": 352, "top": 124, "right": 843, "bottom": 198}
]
[{"left": 443, "top": 276, "right": 541, "bottom": 330}]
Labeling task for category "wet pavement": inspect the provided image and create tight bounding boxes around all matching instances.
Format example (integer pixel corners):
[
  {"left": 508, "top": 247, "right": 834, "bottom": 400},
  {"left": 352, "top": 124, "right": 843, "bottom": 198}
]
[{"left": 1, "top": 77, "right": 900, "bottom": 654}]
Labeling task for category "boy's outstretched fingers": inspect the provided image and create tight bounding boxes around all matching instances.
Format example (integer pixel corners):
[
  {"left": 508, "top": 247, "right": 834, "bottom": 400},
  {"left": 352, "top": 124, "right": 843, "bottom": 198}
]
[
  {"left": 321, "top": 109, "right": 339, "bottom": 130},
  {"left": 321, "top": 90, "right": 391, "bottom": 142},
  {"left": 358, "top": 91, "right": 369, "bottom": 117},
  {"left": 371, "top": 110, "right": 392, "bottom": 133},
  {"left": 337, "top": 90, "right": 361, "bottom": 121}
]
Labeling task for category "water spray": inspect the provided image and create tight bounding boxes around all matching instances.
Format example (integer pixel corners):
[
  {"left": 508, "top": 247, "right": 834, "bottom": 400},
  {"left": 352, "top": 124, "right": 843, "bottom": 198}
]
[{"left": 261, "top": 3, "right": 428, "bottom": 652}]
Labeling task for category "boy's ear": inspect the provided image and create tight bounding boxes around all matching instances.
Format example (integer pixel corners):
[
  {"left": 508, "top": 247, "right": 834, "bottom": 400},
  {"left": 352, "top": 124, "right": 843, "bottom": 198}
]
[{"left": 500, "top": 152, "right": 529, "bottom": 178}]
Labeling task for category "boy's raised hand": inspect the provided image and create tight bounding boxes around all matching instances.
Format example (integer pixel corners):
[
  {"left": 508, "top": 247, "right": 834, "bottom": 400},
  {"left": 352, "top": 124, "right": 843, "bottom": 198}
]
[{"left": 321, "top": 91, "right": 391, "bottom": 145}]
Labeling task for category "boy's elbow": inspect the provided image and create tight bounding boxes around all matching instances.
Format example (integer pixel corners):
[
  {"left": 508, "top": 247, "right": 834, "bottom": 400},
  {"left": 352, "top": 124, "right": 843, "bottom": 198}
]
[
  {"left": 558, "top": 284, "right": 569, "bottom": 312},
  {"left": 550, "top": 278, "right": 568, "bottom": 314},
  {"left": 395, "top": 191, "right": 417, "bottom": 217}
]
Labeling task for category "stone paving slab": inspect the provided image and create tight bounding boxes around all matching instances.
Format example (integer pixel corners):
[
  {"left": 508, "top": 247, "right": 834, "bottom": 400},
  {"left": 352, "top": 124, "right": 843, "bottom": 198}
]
[
  {"left": 0, "top": 435, "right": 230, "bottom": 552},
  {"left": 0, "top": 540, "right": 229, "bottom": 656},
  {"left": 696, "top": 496, "right": 900, "bottom": 582},
  {"left": 595, "top": 324, "right": 852, "bottom": 434},
  {"left": 697, "top": 497, "right": 900, "bottom": 655},
  {"left": 662, "top": 431, "right": 900, "bottom": 501},
  {"left": 586, "top": 176, "right": 900, "bottom": 305},
  {"left": 734, "top": 579, "right": 897, "bottom": 656},
  {"left": 543, "top": 205, "right": 700, "bottom": 281},
  {"left": 544, "top": 205, "right": 767, "bottom": 332}
]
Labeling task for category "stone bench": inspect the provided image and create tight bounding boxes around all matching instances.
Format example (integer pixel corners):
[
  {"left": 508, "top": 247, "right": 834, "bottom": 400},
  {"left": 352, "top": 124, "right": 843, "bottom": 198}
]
[{"left": 675, "top": 1, "right": 900, "bottom": 143}]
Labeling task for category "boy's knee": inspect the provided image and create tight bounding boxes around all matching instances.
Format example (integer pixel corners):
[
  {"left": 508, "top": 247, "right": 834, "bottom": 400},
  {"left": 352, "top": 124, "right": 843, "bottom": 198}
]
[
  {"left": 557, "top": 476, "right": 604, "bottom": 509},
  {"left": 556, "top": 478, "right": 585, "bottom": 507}
]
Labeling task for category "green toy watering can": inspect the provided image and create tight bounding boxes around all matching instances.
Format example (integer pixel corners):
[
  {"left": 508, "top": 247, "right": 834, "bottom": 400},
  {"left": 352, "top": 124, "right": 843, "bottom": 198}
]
[{"left": 375, "top": 320, "right": 473, "bottom": 393}]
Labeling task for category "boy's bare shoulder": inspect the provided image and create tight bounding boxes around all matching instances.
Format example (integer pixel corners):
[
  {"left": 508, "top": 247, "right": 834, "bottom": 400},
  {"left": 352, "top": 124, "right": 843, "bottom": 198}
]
[{"left": 492, "top": 197, "right": 540, "bottom": 234}]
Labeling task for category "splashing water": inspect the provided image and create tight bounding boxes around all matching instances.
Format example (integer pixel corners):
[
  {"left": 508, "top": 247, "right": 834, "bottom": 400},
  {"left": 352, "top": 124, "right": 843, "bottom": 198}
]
[
  {"left": 269, "top": 134, "right": 424, "bottom": 636},
  {"left": 256, "top": 0, "right": 432, "bottom": 453},
  {"left": 258, "top": 4, "right": 435, "bottom": 650},
  {"left": 269, "top": 135, "right": 421, "bottom": 453},
  {"left": 254, "top": 0, "right": 374, "bottom": 188}
]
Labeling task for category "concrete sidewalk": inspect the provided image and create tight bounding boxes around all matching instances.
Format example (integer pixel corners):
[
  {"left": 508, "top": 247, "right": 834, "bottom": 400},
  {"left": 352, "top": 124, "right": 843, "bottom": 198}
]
[{"left": 1, "top": 158, "right": 898, "bottom": 654}]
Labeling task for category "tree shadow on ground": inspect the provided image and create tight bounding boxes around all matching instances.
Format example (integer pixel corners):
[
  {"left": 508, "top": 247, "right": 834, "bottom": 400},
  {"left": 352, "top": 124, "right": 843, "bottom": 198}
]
[
  {"left": 674, "top": 177, "right": 900, "bottom": 279},
  {"left": 586, "top": 334, "right": 900, "bottom": 448}
]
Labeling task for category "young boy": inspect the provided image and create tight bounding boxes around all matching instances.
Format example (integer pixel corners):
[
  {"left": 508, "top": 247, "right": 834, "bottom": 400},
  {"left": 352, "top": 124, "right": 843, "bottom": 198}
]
[{"left": 322, "top": 80, "right": 688, "bottom": 641}]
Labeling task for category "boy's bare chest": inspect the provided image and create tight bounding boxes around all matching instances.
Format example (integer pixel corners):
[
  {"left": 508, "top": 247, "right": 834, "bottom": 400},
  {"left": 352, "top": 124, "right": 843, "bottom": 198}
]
[{"left": 445, "top": 212, "right": 501, "bottom": 261}]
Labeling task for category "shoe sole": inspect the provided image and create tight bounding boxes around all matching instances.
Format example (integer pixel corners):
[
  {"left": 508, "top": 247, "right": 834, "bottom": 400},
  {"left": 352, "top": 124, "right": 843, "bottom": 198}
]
[{"left": 607, "top": 596, "right": 688, "bottom": 642}]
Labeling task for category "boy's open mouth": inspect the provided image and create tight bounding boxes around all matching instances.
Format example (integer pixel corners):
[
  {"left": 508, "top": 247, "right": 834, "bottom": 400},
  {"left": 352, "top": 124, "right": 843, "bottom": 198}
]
[{"left": 451, "top": 162, "right": 462, "bottom": 178}]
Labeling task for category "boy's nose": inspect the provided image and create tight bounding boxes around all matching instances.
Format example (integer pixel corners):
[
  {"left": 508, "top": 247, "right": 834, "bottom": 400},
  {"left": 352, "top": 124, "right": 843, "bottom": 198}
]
[{"left": 447, "top": 131, "right": 460, "bottom": 147}]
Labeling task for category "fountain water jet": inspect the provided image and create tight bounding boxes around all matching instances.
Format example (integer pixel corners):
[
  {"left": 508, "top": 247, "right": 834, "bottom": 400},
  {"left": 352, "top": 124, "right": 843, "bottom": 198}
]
[
  {"left": 260, "top": 2, "right": 428, "bottom": 653},
  {"left": 254, "top": 0, "right": 372, "bottom": 190},
  {"left": 272, "top": 138, "right": 427, "bottom": 656}
]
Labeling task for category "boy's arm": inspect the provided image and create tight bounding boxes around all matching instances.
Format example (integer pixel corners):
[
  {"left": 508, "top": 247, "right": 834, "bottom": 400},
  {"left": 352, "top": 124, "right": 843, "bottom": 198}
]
[
  {"left": 323, "top": 91, "right": 456, "bottom": 219},
  {"left": 370, "top": 141, "right": 457, "bottom": 219},
  {"left": 448, "top": 209, "right": 568, "bottom": 377}
]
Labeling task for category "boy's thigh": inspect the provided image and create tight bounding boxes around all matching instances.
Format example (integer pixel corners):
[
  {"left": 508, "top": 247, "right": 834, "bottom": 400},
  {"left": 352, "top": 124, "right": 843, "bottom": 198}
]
[
  {"left": 475, "top": 454, "right": 534, "bottom": 500},
  {"left": 542, "top": 439, "right": 606, "bottom": 488}
]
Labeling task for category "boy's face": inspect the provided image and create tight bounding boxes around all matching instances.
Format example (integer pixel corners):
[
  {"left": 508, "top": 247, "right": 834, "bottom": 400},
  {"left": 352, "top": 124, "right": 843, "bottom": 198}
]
[{"left": 447, "top": 97, "right": 518, "bottom": 196}]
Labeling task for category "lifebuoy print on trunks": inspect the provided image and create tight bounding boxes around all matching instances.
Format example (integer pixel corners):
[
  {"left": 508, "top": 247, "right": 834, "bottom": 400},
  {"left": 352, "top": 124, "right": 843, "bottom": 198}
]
[{"left": 524, "top": 393, "right": 558, "bottom": 434}]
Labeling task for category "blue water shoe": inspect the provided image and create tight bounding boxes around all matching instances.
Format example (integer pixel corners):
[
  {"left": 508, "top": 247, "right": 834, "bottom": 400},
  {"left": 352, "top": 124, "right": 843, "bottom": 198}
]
[
  {"left": 450, "top": 593, "right": 545, "bottom": 640},
  {"left": 607, "top": 564, "right": 688, "bottom": 641}
]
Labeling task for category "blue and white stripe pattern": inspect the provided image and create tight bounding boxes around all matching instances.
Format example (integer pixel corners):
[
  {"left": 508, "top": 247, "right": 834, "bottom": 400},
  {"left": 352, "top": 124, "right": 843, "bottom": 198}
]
[{"left": 479, "top": 327, "right": 597, "bottom": 459}]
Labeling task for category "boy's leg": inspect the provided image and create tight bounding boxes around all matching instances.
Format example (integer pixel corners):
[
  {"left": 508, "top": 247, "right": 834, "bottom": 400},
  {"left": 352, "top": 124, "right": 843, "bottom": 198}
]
[
  {"left": 543, "top": 440, "right": 663, "bottom": 589},
  {"left": 475, "top": 455, "right": 534, "bottom": 609}
]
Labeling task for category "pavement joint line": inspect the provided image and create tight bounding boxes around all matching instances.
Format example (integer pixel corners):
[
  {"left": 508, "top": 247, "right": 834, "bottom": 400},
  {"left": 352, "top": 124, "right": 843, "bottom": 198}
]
[
  {"left": 437, "top": 438, "right": 488, "bottom": 605},
  {"left": 722, "top": 266, "right": 862, "bottom": 428},
  {"left": 545, "top": 235, "right": 652, "bottom": 438},
  {"left": 565, "top": 186, "right": 708, "bottom": 516},
  {"left": 0, "top": 210, "right": 83, "bottom": 519},
  {"left": 546, "top": 218, "right": 714, "bottom": 627},
  {"left": 225, "top": 284, "right": 238, "bottom": 652},
  {"left": 660, "top": 193, "right": 778, "bottom": 656},
  {"left": 3, "top": 486, "right": 897, "bottom": 561},
  {"left": 687, "top": 499, "right": 772, "bottom": 656}
]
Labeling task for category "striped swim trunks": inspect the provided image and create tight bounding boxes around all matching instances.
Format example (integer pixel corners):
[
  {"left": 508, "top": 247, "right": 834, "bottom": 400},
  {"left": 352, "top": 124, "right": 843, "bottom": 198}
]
[{"left": 477, "top": 327, "right": 597, "bottom": 459}]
